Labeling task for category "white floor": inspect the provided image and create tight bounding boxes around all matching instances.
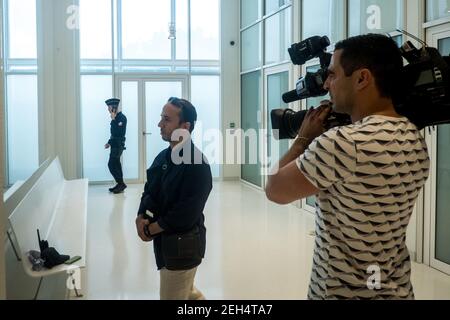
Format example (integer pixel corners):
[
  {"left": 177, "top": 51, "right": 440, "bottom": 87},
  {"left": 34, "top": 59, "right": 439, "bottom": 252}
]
[{"left": 83, "top": 181, "right": 450, "bottom": 300}]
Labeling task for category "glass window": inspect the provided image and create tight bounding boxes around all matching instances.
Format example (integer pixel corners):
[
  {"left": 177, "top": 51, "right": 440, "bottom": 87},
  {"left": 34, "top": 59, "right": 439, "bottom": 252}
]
[
  {"left": 306, "top": 196, "right": 316, "bottom": 207},
  {"left": 265, "top": 8, "right": 291, "bottom": 65},
  {"left": 302, "top": 0, "right": 345, "bottom": 44},
  {"left": 176, "top": 0, "right": 189, "bottom": 60},
  {"left": 7, "top": 65, "right": 38, "bottom": 73},
  {"left": 265, "top": 0, "right": 288, "bottom": 15},
  {"left": 144, "top": 81, "right": 183, "bottom": 168},
  {"left": 7, "top": 0, "right": 37, "bottom": 59},
  {"left": 113, "top": 0, "right": 118, "bottom": 61},
  {"left": 79, "top": 0, "right": 112, "bottom": 60},
  {"left": 439, "top": 38, "right": 450, "bottom": 54},
  {"left": 241, "top": 23, "right": 262, "bottom": 71},
  {"left": 241, "top": 0, "right": 262, "bottom": 28},
  {"left": 120, "top": 65, "right": 172, "bottom": 73},
  {"left": 241, "top": 71, "right": 262, "bottom": 187},
  {"left": 6, "top": 75, "right": 39, "bottom": 184},
  {"left": 191, "top": 76, "right": 221, "bottom": 178},
  {"left": 435, "top": 37, "right": 450, "bottom": 264},
  {"left": 81, "top": 75, "right": 113, "bottom": 181},
  {"left": 436, "top": 123, "right": 450, "bottom": 264},
  {"left": 191, "top": 0, "right": 220, "bottom": 60},
  {"left": 183, "top": 66, "right": 221, "bottom": 73},
  {"left": 426, "top": 0, "right": 450, "bottom": 22},
  {"left": 121, "top": 0, "right": 171, "bottom": 60},
  {"left": 348, "top": 0, "right": 403, "bottom": 36}
]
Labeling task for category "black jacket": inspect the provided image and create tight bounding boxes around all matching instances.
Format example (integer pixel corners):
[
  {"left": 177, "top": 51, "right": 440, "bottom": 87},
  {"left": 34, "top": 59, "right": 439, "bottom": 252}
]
[
  {"left": 108, "top": 112, "right": 127, "bottom": 148},
  {"left": 138, "top": 142, "right": 213, "bottom": 270}
]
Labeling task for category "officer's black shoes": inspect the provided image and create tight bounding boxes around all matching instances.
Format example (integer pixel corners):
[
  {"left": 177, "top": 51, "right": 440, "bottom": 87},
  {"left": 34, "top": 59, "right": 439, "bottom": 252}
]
[
  {"left": 109, "top": 182, "right": 127, "bottom": 194},
  {"left": 113, "top": 183, "right": 127, "bottom": 194},
  {"left": 109, "top": 184, "right": 120, "bottom": 192}
]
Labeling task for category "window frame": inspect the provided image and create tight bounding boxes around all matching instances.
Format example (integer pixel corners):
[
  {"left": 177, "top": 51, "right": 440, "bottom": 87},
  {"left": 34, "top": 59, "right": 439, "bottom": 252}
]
[
  {"left": 2, "top": 0, "right": 39, "bottom": 187},
  {"left": 79, "top": 0, "right": 222, "bottom": 182},
  {"left": 239, "top": 0, "right": 293, "bottom": 189},
  {"left": 79, "top": 0, "right": 221, "bottom": 75}
]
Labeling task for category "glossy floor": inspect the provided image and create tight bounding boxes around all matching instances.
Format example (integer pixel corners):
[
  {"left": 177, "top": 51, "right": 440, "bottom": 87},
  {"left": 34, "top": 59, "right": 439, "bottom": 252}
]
[{"left": 83, "top": 181, "right": 450, "bottom": 300}]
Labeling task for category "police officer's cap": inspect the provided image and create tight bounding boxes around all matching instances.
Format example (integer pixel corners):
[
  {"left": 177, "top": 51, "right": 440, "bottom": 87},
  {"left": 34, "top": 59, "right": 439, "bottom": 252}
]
[{"left": 105, "top": 98, "right": 121, "bottom": 108}]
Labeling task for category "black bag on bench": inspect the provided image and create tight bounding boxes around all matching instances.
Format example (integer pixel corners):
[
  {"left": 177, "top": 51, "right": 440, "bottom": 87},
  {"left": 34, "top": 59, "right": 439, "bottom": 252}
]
[{"left": 37, "top": 229, "right": 70, "bottom": 269}]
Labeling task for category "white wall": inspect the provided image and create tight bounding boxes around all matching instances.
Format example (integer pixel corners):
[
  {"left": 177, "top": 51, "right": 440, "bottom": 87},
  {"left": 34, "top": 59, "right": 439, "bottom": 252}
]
[{"left": 221, "top": 0, "right": 241, "bottom": 179}]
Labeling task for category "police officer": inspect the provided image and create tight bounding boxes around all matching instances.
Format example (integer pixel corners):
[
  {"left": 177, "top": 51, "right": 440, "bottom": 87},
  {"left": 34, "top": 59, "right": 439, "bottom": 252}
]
[{"left": 104, "top": 98, "right": 127, "bottom": 194}]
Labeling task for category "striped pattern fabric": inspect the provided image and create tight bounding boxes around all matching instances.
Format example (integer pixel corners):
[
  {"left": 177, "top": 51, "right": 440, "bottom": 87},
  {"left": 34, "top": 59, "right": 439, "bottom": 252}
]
[{"left": 296, "top": 115, "right": 430, "bottom": 300}]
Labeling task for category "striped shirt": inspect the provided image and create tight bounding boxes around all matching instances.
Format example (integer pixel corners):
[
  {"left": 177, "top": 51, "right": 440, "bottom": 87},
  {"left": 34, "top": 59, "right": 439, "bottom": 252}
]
[{"left": 297, "top": 115, "right": 430, "bottom": 300}]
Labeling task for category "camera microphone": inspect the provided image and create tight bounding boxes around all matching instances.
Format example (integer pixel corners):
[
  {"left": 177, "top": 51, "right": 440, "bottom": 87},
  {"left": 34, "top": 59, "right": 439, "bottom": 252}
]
[{"left": 282, "top": 90, "right": 300, "bottom": 104}]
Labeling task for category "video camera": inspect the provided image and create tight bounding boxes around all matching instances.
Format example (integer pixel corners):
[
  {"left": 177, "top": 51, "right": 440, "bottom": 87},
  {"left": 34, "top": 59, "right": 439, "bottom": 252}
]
[{"left": 271, "top": 32, "right": 450, "bottom": 139}]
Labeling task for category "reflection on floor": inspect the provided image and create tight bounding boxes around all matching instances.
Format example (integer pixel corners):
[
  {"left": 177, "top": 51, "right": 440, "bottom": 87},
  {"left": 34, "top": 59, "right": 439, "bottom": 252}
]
[{"left": 84, "top": 181, "right": 450, "bottom": 300}]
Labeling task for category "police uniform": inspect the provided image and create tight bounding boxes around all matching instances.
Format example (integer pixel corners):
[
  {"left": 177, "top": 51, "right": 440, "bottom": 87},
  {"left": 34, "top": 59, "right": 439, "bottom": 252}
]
[{"left": 106, "top": 98, "right": 127, "bottom": 193}]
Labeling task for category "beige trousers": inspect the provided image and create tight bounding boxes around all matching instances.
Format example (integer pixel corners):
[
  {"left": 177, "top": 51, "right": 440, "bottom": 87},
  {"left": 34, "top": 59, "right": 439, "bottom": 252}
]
[{"left": 160, "top": 267, "right": 205, "bottom": 300}]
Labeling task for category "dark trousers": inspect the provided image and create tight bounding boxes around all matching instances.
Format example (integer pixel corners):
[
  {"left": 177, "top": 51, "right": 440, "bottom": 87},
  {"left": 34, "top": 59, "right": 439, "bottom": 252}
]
[{"left": 108, "top": 147, "right": 124, "bottom": 184}]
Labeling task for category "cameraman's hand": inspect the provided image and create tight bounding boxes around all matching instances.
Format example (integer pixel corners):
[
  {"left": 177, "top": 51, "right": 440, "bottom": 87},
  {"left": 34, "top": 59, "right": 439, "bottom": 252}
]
[
  {"left": 297, "top": 103, "right": 332, "bottom": 146},
  {"left": 136, "top": 215, "right": 153, "bottom": 242}
]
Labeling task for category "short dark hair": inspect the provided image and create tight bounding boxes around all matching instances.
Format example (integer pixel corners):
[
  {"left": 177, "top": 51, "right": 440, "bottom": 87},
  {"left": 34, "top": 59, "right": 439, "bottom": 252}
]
[
  {"left": 334, "top": 34, "right": 403, "bottom": 99},
  {"left": 167, "top": 97, "right": 198, "bottom": 133}
]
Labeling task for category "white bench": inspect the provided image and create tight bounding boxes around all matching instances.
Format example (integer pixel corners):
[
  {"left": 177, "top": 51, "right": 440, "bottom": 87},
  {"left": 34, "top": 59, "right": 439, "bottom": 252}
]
[
  {"left": 7, "top": 157, "right": 88, "bottom": 298},
  {"left": 4, "top": 180, "right": 24, "bottom": 200}
]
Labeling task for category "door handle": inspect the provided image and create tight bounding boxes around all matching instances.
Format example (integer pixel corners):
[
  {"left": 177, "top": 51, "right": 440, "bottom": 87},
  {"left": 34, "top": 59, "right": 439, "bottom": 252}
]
[{"left": 143, "top": 131, "right": 152, "bottom": 136}]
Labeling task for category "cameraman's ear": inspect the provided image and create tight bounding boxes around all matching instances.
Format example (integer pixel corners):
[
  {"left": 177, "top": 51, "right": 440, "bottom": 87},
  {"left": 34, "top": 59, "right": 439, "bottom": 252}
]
[{"left": 355, "top": 69, "right": 371, "bottom": 90}]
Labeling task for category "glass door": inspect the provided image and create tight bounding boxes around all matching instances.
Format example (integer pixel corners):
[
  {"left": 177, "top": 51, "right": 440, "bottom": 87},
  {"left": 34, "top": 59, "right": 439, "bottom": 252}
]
[
  {"left": 263, "top": 66, "right": 291, "bottom": 186},
  {"left": 116, "top": 75, "right": 187, "bottom": 183},
  {"left": 241, "top": 71, "right": 263, "bottom": 187},
  {"left": 144, "top": 80, "right": 183, "bottom": 169},
  {"left": 118, "top": 80, "right": 140, "bottom": 183},
  {"left": 424, "top": 26, "right": 450, "bottom": 275}
]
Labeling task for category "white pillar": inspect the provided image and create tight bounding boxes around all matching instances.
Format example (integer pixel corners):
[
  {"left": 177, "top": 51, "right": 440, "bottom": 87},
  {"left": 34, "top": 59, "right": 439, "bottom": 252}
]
[
  {"left": 221, "top": 0, "right": 240, "bottom": 179},
  {"left": 38, "top": 0, "right": 81, "bottom": 179},
  {"left": 0, "top": 0, "right": 6, "bottom": 300}
]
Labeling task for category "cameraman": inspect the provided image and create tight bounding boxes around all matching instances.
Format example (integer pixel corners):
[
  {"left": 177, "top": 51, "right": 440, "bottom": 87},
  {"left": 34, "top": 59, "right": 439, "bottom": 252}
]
[{"left": 266, "top": 34, "right": 430, "bottom": 300}]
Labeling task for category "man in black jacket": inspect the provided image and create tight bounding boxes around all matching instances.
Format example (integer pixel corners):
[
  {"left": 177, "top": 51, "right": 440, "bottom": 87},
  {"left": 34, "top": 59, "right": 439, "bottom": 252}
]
[
  {"left": 135, "top": 97, "right": 212, "bottom": 300},
  {"left": 105, "top": 98, "right": 127, "bottom": 194}
]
